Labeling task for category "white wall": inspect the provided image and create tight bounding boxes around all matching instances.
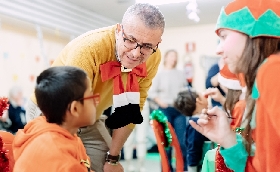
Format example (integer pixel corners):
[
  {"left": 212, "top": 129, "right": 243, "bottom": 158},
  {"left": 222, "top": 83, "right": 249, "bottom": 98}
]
[
  {"left": 0, "top": 21, "right": 221, "bottom": 102},
  {"left": 0, "top": 22, "right": 70, "bottom": 102},
  {"left": 158, "top": 23, "right": 221, "bottom": 92}
]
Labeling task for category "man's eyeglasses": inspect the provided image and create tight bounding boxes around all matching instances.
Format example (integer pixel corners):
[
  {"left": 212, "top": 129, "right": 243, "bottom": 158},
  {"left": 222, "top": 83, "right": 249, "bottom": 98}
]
[
  {"left": 78, "top": 93, "right": 100, "bottom": 106},
  {"left": 121, "top": 25, "right": 158, "bottom": 56}
]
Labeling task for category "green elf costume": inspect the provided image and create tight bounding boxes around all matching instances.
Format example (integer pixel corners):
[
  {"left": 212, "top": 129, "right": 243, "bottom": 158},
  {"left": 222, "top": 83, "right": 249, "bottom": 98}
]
[{"left": 212, "top": 0, "right": 280, "bottom": 172}]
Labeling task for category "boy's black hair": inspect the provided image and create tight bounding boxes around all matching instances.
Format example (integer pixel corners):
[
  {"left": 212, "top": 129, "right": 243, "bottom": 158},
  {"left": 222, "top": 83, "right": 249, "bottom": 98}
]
[
  {"left": 174, "top": 88, "right": 198, "bottom": 117},
  {"left": 35, "top": 66, "right": 87, "bottom": 125}
]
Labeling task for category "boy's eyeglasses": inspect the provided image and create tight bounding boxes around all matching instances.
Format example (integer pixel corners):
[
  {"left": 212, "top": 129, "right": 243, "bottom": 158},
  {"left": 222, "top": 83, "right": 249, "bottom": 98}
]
[{"left": 79, "top": 93, "right": 100, "bottom": 106}]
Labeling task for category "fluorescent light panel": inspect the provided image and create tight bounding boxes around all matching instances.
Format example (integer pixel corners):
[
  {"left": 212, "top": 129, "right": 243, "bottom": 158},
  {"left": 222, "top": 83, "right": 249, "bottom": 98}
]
[{"left": 135, "top": 0, "right": 188, "bottom": 5}]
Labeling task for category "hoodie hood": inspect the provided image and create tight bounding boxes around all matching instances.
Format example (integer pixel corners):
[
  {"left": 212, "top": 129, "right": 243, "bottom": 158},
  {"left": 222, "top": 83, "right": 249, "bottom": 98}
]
[{"left": 13, "top": 116, "right": 75, "bottom": 160}]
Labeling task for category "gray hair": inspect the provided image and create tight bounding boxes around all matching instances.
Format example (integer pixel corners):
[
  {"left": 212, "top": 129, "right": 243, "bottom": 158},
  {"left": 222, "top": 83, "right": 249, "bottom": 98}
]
[
  {"left": 122, "top": 3, "right": 165, "bottom": 32},
  {"left": 9, "top": 85, "right": 23, "bottom": 100}
]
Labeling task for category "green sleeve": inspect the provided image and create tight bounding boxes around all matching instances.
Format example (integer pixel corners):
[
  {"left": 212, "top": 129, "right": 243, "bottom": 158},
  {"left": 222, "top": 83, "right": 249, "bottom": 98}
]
[
  {"left": 220, "top": 134, "right": 248, "bottom": 172},
  {"left": 201, "top": 148, "right": 217, "bottom": 172}
]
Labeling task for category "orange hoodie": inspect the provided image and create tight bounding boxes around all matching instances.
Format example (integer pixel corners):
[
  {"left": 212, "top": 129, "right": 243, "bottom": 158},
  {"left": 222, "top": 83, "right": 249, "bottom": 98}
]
[{"left": 13, "top": 116, "right": 92, "bottom": 172}]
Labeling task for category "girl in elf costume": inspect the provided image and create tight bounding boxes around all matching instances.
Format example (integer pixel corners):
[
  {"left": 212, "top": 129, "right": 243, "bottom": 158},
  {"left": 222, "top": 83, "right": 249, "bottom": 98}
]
[
  {"left": 190, "top": 0, "right": 280, "bottom": 171},
  {"left": 204, "top": 64, "right": 246, "bottom": 129},
  {"left": 202, "top": 64, "right": 247, "bottom": 172},
  {"left": 217, "top": 64, "right": 246, "bottom": 130}
]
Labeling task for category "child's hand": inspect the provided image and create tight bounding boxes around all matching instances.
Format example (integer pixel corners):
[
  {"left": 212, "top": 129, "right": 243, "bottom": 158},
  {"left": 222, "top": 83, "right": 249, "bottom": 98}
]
[
  {"left": 203, "top": 88, "right": 225, "bottom": 104},
  {"left": 189, "top": 107, "right": 237, "bottom": 148}
]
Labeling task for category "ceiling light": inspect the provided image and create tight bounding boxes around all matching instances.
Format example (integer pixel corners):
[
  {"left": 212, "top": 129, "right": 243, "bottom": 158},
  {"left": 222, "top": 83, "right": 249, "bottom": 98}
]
[
  {"left": 135, "top": 0, "right": 188, "bottom": 5},
  {"left": 186, "top": 2, "right": 197, "bottom": 11},
  {"left": 187, "top": 11, "right": 200, "bottom": 22},
  {"left": 185, "top": 0, "right": 200, "bottom": 22}
]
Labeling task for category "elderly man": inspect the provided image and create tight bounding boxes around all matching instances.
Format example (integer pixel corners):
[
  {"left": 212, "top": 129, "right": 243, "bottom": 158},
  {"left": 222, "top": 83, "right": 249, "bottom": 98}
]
[{"left": 26, "top": 3, "right": 165, "bottom": 172}]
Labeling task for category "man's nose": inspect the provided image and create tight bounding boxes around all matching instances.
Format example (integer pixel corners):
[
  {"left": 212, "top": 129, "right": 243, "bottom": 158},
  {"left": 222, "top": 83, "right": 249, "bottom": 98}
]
[{"left": 131, "top": 45, "right": 142, "bottom": 59}]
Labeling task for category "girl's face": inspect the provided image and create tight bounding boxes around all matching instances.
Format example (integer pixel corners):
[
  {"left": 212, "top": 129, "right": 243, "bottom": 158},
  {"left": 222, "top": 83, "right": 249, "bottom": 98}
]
[
  {"left": 164, "top": 51, "right": 177, "bottom": 68},
  {"left": 216, "top": 29, "right": 247, "bottom": 73}
]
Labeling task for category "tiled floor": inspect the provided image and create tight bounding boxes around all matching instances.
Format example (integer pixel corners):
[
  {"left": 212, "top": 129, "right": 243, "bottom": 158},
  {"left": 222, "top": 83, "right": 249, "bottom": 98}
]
[{"left": 120, "top": 153, "right": 161, "bottom": 172}]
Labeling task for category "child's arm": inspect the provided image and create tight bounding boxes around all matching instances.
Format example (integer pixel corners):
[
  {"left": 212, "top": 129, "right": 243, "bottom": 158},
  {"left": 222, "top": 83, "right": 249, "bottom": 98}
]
[
  {"left": 187, "top": 118, "right": 209, "bottom": 169},
  {"left": 219, "top": 134, "right": 248, "bottom": 171}
]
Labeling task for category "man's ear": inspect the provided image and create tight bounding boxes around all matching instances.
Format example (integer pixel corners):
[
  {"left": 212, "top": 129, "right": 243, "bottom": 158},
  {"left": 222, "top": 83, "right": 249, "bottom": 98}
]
[
  {"left": 69, "top": 101, "right": 79, "bottom": 118},
  {"left": 116, "top": 23, "right": 121, "bottom": 33}
]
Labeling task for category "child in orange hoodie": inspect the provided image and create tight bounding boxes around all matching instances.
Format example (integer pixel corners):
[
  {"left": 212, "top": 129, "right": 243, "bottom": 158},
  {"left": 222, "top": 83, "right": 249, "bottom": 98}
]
[{"left": 13, "top": 66, "right": 99, "bottom": 172}]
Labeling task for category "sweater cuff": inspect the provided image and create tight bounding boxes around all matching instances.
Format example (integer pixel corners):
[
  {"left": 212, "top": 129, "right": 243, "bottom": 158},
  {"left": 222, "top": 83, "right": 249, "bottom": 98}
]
[
  {"left": 127, "top": 123, "right": 136, "bottom": 129},
  {"left": 220, "top": 134, "right": 248, "bottom": 171}
]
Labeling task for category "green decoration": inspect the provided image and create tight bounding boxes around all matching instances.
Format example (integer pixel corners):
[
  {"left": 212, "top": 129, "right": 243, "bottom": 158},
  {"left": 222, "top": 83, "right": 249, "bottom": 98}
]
[
  {"left": 150, "top": 110, "right": 172, "bottom": 148},
  {"left": 216, "top": 7, "right": 280, "bottom": 38},
  {"left": 234, "top": 127, "right": 245, "bottom": 134},
  {"left": 252, "top": 81, "right": 260, "bottom": 100}
]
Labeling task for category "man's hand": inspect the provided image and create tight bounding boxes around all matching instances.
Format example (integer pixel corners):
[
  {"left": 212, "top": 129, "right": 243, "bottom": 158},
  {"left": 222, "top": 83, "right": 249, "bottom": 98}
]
[{"left": 103, "top": 162, "right": 124, "bottom": 172}]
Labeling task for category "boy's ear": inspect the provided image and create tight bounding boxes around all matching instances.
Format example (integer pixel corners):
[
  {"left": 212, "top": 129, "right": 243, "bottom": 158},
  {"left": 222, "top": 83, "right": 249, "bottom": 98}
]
[
  {"left": 196, "top": 97, "right": 203, "bottom": 105},
  {"left": 69, "top": 101, "right": 79, "bottom": 117}
]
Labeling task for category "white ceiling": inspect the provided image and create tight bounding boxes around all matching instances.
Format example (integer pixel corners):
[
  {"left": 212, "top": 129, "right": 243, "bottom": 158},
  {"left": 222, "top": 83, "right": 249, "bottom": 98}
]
[{"left": 66, "top": 0, "right": 232, "bottom": 28}]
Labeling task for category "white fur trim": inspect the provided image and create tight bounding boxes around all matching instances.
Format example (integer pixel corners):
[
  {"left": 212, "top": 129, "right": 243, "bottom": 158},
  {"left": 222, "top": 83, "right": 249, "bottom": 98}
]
[
  {"left": 218, "top": 73, "right": 242, "bottom": 90},
  {"left": 239, "top": 87, "right": 247, "bottom": 100},
  {"left": 113, "top": 92, "right": 140, "bottom": 108}
]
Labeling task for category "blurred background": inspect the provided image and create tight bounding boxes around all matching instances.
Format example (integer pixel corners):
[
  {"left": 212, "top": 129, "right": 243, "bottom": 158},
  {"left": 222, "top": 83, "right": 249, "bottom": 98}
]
[{"left": 0, "top": 0, "right": 231, "bottom": 171}]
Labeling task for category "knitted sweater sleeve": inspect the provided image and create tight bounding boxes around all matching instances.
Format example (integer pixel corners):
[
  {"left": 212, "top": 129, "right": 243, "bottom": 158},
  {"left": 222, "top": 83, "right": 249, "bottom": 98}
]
[{"left": 219, "top": 134, "right": 248, "bottom": 172}]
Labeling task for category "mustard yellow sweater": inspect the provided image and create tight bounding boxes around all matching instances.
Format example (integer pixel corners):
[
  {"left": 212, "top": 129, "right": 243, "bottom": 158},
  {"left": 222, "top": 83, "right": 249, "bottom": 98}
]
[{"left": 31, "top": 25, "right": 161, "bottom": 129}]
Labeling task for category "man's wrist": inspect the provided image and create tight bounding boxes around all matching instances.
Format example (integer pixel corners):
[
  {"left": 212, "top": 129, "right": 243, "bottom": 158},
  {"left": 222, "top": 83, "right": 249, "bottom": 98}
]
[
  {"left": 108, "top": 150, "right": 119, "bottom": 156},
  {"left": 106, "top": 161, "right": 119, "bottom": 166},
  {"left": 105, "top": 151, "right": 120, "bottom": 164}
]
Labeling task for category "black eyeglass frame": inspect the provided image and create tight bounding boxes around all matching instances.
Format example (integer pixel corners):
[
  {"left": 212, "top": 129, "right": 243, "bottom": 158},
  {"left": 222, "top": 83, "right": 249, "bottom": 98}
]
[{"left": 121, "top": 25, "right": 159, "bottom": 56}]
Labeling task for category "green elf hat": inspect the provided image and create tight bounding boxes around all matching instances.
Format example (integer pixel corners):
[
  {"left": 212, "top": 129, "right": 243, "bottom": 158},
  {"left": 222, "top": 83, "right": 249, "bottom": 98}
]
[{"left": 215, "top": 0, "right": 280, "bottom": 38}]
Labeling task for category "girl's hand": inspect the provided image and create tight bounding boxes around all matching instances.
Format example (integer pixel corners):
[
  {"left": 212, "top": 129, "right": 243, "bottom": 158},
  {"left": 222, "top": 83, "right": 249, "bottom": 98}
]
[{"left": 189, "top": 106, "right": 236, "bottom": 148}]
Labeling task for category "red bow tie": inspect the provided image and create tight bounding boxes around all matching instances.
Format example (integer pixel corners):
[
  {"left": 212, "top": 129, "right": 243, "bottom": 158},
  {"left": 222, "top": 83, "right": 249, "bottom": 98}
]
[{"left": 100, "top": 61, "right": 147, "bottom": 94}]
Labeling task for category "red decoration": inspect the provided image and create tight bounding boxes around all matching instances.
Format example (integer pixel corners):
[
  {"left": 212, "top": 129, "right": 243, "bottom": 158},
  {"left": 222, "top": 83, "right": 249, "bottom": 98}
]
[
  {"left": 186, "top": 42, "right": 196, "bottom": 53},
  {"left": 215, "top": 146, "right": 234, "bottom": 172},
  {"left": 49, "top": 59, "right": 54, "bottom": 66},
  {"left": 0, "top": 136, "right": 9, "bottom": 172},
  {"left": 0, "top": 97, "right": 9, "bottom": 117},
  {"left": 35, "top": 56, "right": 40, "bottom": 63},
  {"left": 29, "top": 75, "right": 35, "bottom": 82},
  {"left": 0, "top": 97, "right": 9, "bottom": 172},
  {"left": 184, "top": 62, "right": 194, "bottom": 83}
]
